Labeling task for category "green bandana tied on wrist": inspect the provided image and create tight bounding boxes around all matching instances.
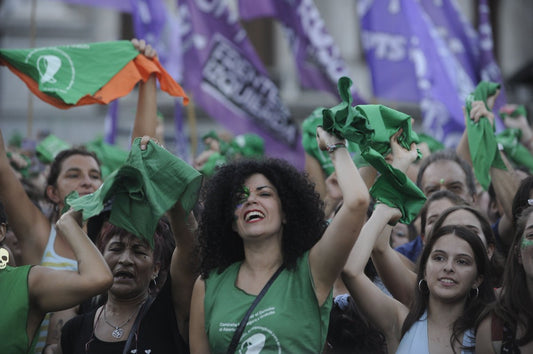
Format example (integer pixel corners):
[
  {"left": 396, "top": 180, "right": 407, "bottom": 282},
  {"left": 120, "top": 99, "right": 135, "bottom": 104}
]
[
  {"left": 321, "top": 76, "right": 425, "bottom": 223},
  {"left": 496, "top": 128, "right": 533, "bottom": 174},
  {"left": 465, "top": 81, "right": 507, "bottom": 190},
  {"left": 64, "top": 138, "right": 202, "bottom": 248}
]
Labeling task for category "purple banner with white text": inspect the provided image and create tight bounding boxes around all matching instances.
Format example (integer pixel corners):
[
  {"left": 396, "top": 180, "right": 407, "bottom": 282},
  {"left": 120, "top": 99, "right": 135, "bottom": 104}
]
[
  {"left": 239, "top": 0, "right": 366, "bottom": 104},
  {"left": 179, "top": 0, "right": 303, "bottom": 169}
]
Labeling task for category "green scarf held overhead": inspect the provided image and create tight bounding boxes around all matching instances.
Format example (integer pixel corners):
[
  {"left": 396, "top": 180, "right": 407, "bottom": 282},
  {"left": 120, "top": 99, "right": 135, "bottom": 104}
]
[
  {"left": 322, "top": 76, "right": 425, "bottom": 224},
  {"left": 496, "top": 128, "right": 533, "bottom": 174},
  {"left": 64, "top": 138, "right": 203, "bottom": 248},
  {"left": 301, "top": 107, "right": 367, "bottom": 176},
  {"left": 465, "top": 81, "right": 507, "bottom": 190},
  {"left": 499, "top": 105, "right": 527, "bottom": 120}
]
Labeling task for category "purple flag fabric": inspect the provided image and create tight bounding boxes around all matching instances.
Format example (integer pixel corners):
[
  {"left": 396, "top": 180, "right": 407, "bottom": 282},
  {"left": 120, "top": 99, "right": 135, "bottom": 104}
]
[
  {"left": 178, "top": 0, "right": 304, "bottom": 169},
  {"left": 238, "top": 0, "right": 366, "bottom": 104},
  {"left": 358, "top": 0, "right": 420, "bottom": 103},
  {"left": 401, "top": 0, "right": 465, "bottom": 146},
  {"left": 130, "top": 0, "right": 183, "bottom": 82},
  {"left": 104, "top": 99, "right": 119, "bottom": 145}
]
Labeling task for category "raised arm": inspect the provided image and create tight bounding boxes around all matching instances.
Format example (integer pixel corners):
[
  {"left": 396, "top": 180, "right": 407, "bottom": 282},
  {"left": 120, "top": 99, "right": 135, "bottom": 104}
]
[
  {"left": 168, "top": 202, "right": 199, "bottom": 343},
  {"left": 371, "top": 130, "right": 418, "bottom": 305},
  {"left": 130, "top": 38, "right": 158, "bottom": 143},
  {"left": 27, "top": 209, "right": 112, "bottom": 328},
  {"left": 341, "top": 204, "right": 407, "bottom": 350},
  {"left": 0, "top": 129, "right": 51, "bottom": 264},
  {"left": 309, "top": 127, "right": 370, "bottom": 306},
  {"left": 457, "top": 99, "right": 521, "bottom": 246}
]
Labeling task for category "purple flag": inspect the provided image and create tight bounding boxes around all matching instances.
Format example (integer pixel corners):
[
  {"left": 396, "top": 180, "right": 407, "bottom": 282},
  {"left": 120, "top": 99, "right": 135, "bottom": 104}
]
[
  {"left": 130, "top": 0, "right": 183, "bottom": 81},
  {"left": 178, "top": 0, "right": 303, "bottom": 169},
  {"left": 238, "top": 0, "right": 366, "bottom": 104},
  {"left": 104, "top": 99, "right": 119, "bottom": 145},
  {"left": 173, "top": 100, "right": 190, "bottom": 162},
  {"left": 400, "top": 0, "right": 465, "bottom": 146},
  {"left": 358, "top": 0, "right": 420, "bottom": 103}
]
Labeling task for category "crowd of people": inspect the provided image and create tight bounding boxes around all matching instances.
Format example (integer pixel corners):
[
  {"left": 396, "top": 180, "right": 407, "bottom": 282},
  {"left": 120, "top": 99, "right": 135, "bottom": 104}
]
[{"left": 2, "top": 38, "right": 533, "bottom": 354}]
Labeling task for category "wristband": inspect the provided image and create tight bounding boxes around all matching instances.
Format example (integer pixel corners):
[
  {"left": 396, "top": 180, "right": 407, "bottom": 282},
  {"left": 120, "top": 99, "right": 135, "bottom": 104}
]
[{"left": 326, "top": 142, "right": 346, "bottom": 153}]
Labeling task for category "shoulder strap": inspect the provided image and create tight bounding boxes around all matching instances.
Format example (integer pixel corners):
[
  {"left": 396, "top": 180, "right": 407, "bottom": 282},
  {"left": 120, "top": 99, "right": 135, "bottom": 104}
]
[
  {"left": 226, "top": 265, "right": 285, "bottom": 354},
  {"left": 122, "top": 296, "right": 155, "bottom": 354}
]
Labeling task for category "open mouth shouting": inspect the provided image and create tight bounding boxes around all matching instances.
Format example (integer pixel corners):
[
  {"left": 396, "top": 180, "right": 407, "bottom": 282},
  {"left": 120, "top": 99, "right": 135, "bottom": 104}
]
[{"left": 244, "top": 210, "right": 265, "bottom": 223}]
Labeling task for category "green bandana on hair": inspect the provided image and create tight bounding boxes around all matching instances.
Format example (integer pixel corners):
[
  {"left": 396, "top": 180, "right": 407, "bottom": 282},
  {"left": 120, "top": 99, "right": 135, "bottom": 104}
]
[
  {"left": 35, "top": 134, "right": 71, "bottom": 163},
  {"left": 322, "top": 76, "right": 425, "bottom": 223},
  {"left": 64, "top": 138, "right": 202, "bottom": 249},
  {"left": 465, "top": 81, "right": 507, "bottom": 190},
  {"left": 499, "top": 105, "right": 527, "bottom": 120}
]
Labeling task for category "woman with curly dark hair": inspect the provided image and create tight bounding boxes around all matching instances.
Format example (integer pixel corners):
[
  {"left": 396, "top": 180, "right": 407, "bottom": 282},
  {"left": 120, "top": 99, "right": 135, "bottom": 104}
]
[{"left": 189, "top": 127, "right": 369, "bottom": 353}]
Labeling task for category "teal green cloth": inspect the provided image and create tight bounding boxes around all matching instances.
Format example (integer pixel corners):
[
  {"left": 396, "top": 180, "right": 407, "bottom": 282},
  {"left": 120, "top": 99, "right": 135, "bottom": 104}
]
[
  {"left": 65, "top": 138, "right": 203, "bottom": 248},
  {"left": 496, "top": 128, "right": 533, "bottom": 174},
  {"left": 417, "top": 133, "right": 445, "bottom": 153},
  {"left": 201, "top": 130, "right": 229, "bottom": 155},
  {"left": 364, "top": 149, "right": 426, "bottom": 224},
  {"left": 499, "top": 105, "right": 527, "bottom": 120},
  {"left": 8, "top": 131, "right": 23, "bottom": 148},
  {"left": 229, "top": 133, "right": 265, "bottom": 158},
  {"left": 322, "top": 76, "right": 425, "bottom": 223},
  {"left": 85, "top": 137, "right": 128, "bottom": 179},
  {"left": 199, "top": 152, "right": 227, "bottom": 177},
  {"left": 301, "top": 106, "right": 368, "bottom": 176},
  {"left": 35, "top": 134, "right": 71, "bottom": 163},
  {"left": 465, "top": 81, "right": 507, "bottom": 190},
  {"left": 0, "top": 41, "right": 139, "bottom": 104}
]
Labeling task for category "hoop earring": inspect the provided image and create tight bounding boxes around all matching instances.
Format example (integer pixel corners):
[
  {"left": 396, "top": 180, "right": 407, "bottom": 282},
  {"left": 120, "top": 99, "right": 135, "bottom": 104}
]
[
  {"left": 152, "top": 278, "right": 157, "bottom": 289},
  {"left": 470, "top": 287, "right": 479, "bottom": 299},
  {"left": 418, "top": 279, "right": 427, "bottom": 293}
]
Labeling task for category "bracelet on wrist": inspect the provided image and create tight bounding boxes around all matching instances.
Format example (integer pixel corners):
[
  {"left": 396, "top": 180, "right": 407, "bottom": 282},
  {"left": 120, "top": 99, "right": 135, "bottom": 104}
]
[{"left": 326, "top": 142, "right": 347, "bottom": 153}]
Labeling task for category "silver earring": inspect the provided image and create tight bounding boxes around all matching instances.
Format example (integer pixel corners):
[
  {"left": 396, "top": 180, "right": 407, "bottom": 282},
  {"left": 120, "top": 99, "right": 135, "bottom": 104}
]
[
  {"left": 152, "top": 278, "right": 157, "bottom": 288},
  {"left": 418, "top": 279, "right": 427, "bottom": 292},
  {"left": 470, "top": 287, "right": 479, "bottom": 299}
]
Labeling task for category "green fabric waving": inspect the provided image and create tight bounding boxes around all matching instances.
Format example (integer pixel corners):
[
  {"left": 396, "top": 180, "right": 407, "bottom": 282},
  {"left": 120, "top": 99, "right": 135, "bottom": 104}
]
[
  {"left": 0, "top": 41, "right": 139, "bottom": 104},
  {"left": 322, "top": 76, "right": 425, "bottom": 223},
  {"left": 65, "top": 138, "right": 202, "bottom": 248},
  {"left": 496, "top": 128, "right": 533, "bottom": 174},
  {"left": 465, "top": 81, "right": 507, "bottom": 190},
  {"left": 85, "top": 137, "right": 128, "bottom": 179}
]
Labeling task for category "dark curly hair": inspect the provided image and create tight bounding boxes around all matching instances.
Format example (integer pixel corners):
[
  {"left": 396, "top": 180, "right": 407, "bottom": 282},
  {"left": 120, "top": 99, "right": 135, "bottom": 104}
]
[{"left": 197, "top": 157, "right": 326, "bottom": 278}]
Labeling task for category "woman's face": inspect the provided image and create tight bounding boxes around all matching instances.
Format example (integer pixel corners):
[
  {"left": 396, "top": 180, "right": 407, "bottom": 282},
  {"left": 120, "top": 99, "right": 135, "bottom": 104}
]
[
  {"left": 390, "top": 223, "right": 410, "bottom": 249},
  {"left": 519, "top": 212, "right": 533, "bottom": 279},
  {"left": 232, "top": 173, "right": 285, "bottom": 242},
  {"left": 103, "top": 234, "right": 159, "bottom": 299},
  {"left": 47, "top": 154, "right": 102, "bottom": 208},
  {"left": 424, "top": 198, "right": 455, "bottom": 238},
  {"left": 441, "top": 209, "right": 494, "bottom": 259},
  {"left": 424, "top": 234, "right": 481, "bottom": 303}
]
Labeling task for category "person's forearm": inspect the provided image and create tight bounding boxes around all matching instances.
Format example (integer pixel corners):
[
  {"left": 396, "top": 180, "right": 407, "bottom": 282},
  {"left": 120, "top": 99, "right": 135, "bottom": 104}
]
[
  {"left": 55, "top": 213, "right": 111, "bottom": 285},
  {"left": 132, "top": 74, "right": 158, "bottom": 142}
]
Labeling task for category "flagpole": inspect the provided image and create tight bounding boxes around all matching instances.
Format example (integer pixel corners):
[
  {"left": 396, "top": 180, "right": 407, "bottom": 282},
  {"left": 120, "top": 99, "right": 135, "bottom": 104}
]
[
  {"left": 186, "top": 92, "right": 198, "bottom": 160},
  {"left": 27, "top": 0, "right": 38, "bottom": 139}
]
